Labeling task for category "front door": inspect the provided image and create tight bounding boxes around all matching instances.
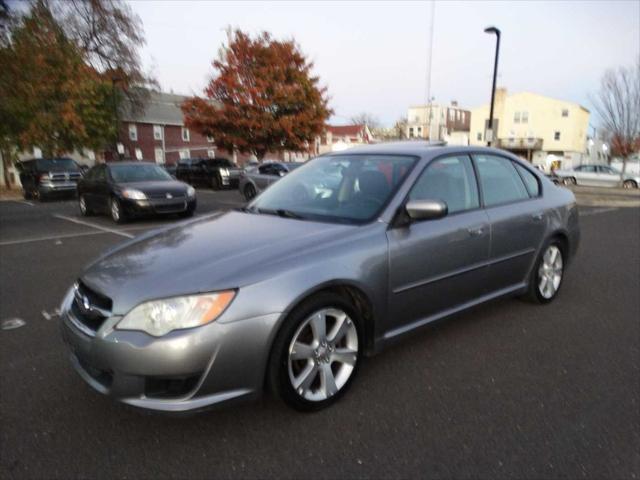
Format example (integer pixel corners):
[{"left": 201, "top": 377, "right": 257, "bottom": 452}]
[{"left": 387, "top": 154, "right": 490, "bottom": 335}]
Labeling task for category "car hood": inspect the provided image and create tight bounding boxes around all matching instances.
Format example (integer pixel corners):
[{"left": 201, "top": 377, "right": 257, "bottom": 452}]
[
  {"left": 81, "top": 211, "right": 355, "bottom": 314},
  {"left": 118, "top": 180, "right": 189, "bottom": 196}
]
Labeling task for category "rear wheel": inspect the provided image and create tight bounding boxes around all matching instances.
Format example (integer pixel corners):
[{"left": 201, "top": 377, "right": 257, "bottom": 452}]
[
  {"left": 110, "top": 197, "right": 127, "bottom": 224},
  {"left": 211, "top": 175, "right": 221, "bottom": 190},
  {"left": 623, "top": 180, "right": 638, "bottom": 189},
  {"left": 563, "top": 177, "right": 577, "bottom": 186},
  {"left": 524, "top": 241, "right": 565, "bottom": 304},
  {"left": 23, "top": 189, "right": 32, "bottom": 200},
  {"left": 78, "top": 195, "right": 92, "bottom": 216},
  {"left": 244, "top": 183, "right": 257, "bottom": 201},
  {"left": 268, "top": 293, "right": 362, "bottom": 412}
]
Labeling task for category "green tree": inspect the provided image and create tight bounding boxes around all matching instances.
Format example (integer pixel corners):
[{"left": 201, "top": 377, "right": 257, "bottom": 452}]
[{"left": 182, "top": 29, "right": 331, "bottom": 160}]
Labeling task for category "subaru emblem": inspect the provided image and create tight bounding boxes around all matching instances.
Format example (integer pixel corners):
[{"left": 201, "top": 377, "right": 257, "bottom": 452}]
[{"left": 166, "top": 193, "right": 173, "bottom": 199}]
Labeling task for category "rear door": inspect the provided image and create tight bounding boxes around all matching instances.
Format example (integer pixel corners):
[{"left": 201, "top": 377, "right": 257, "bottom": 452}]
[
  {"left": 255, "top": 164, "right": 276, "bottom": 190},
  {"left": 387, "top": 154, "right": 490, "bottom": 332},
  {"left": 472, "top": 154, "right": 547, "bottom": 293},
  {"left": 575, "top": 165, "right": 598, "bottom": 186},
  {"left": 92, "top": 165, "right": 110, "bottom": 212},
  {"left": 595, "top": 165, "right": 621, "bottom": 187}
]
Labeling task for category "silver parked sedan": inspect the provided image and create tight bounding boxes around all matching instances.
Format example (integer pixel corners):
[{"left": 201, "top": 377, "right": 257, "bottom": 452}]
[
  {"left": 554, "top": 164, "right": 640, "bottom": 189},
  {"left": 60, "top": 143, "right": 580, "bottom": 412},
  {"left": 239, "top": 161, "right": 302, "bottom": 200}
]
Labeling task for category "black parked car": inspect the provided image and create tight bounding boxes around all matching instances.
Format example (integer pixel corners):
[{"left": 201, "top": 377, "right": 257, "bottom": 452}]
[
  {"left": 176, "top": 157, "right": 242, "bottom": 190},
  {"left": 18, "top": 157, "right": 83, "bottom": 201},
  {"left": 77, "top": 162, "right": 197, "bottom": 223}
]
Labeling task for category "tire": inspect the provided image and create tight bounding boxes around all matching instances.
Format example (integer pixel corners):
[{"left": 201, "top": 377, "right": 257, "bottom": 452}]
[
  {"left": 78, "top": 195, "right": 92, "bottom": 216},
  {"left": 523, "top": 239, "right": 565, "bottom": 304},
  {"left": 109, "top": 197, "right": 127, "bottom": 224},
  {"left": 623, "top": 180, "right": 638, "bottom": 189},
  {"left": 180, "top": 206, "right": 195, "bottom": 218},
  {"left": 563, "top": 177, "right": 576, "bottom": 186},
  {"left": 268, "top": 293, "right": 363, "bottom": 412},
  {"left": 211, "top": 175, "right": 221, "bottom": 191},
  {"left": 23, "top": 189, "right": 32, "bottom": 200},
  {"left": 244, "top": 183, "right": 257, "bottom": 201}
]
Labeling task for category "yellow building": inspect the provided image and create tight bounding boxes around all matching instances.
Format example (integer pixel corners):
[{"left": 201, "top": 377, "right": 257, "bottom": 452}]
[{"left": 469, "top": 88, "right": 590, "bottom": 170}]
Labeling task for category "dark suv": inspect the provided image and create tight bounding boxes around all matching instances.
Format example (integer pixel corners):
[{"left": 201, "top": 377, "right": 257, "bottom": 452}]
[
  {"left": 18, "top": 157, "right": 83, "bottom": 200},
  {"left": 175, "top": 157, "right": 241, "bottom": 190}
]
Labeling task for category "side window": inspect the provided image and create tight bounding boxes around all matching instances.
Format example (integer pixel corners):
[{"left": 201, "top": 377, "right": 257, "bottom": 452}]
[
  {"left": 95, "top": 166, "right": 107, "bottom": 182},
  {"left": 409, "top": 155, "right": 480, "bottom": 214},
  {"left": 514, "top": 163, "right": 541, "bottom": 197},
  {"left": 474, "top": 155, "right": 529, "bottom": 207},
  {"left": 259, "top": 164, "right": 274, "bottom": 175}
]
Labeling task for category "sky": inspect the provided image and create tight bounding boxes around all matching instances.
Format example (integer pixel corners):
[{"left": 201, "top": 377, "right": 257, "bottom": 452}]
[{"left": 128, "top": 0, "right": 639, "bottom": 127}]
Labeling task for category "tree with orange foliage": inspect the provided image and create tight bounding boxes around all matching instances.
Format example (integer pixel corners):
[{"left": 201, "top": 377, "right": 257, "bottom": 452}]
[{"left": 182, "top": 29, "right": 331, "bottom": 161}]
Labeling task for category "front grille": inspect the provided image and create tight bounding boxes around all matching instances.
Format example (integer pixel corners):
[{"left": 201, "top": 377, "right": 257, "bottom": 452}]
[
  {"left": 153, "top": 201, "right": 187, "bottom": 213},
  {"left": 50, "top": 172, "right": 81, "bottom": 183},
  {"left": 147, "top": 192, "right": 186, "bottom": 200},
  {"left": 71, "top": 281, "right": 112, "bottom": 333}
]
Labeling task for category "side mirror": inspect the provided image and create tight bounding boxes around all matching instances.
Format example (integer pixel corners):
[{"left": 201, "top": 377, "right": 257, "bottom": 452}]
[{"left": 405, "top": 199, "right": 448, "bottom": 221}]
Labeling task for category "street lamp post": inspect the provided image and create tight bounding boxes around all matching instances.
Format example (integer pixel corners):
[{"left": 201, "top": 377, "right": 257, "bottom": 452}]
[{"left": 484, "top": 26, "right": 501, "bottom": 147}]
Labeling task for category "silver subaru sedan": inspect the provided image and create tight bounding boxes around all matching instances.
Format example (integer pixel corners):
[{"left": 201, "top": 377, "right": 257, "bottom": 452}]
[{"left": 60, "top": 143, "right": 580, "bottom": 412}]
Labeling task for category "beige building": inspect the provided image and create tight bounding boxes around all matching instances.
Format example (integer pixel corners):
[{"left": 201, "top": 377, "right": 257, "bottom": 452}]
[
  {"left": 406, "top": 101, "right": 470, "bottom": 143},
  {"left": 469, "top": 88, "right": 590, "bottom": 170}
]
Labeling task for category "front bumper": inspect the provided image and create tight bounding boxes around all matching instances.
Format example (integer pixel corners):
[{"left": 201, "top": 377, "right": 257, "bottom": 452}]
[
  {"left": 59, "top": 288, "right": 280, "bottom": 412},
  {"left": 121, "top": 197, "right": 197, "bottom": 217},
  {"left": 39, "top": 182, "right": 78, "bottom": 194}
]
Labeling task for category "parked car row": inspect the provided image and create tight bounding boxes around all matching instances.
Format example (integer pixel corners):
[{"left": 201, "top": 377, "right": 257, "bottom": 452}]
[{"left": 18, "top": 157, "right": 85, "bottom": 201}]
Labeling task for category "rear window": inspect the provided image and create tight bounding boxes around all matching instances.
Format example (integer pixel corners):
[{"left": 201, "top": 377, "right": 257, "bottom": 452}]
[
  {"left": 36, "top": 158, "right": 79, "bottom": 172},
  {"left": 474, "top": 154, "right": 530, "bottom": 207}
]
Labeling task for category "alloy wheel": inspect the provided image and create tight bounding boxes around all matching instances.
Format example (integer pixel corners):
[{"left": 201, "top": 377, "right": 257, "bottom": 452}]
[
  {"left": 110, "top": 198, "right": 120, "bottom": 222},
  {"left": 538, "top": 245, "right": 563, "bottom": 299},
  {"left": 79, "top": 196, "right": 87, "bottom": 215},
  {"left": 245, "top": 184, "right": 256, "bottom": 200},
  {"left": 287, "top": 308, "right": 358, "bottom": 402}
]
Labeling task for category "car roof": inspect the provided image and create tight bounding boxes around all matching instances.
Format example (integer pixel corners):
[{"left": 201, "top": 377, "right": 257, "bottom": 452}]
[
  {"left": 327, "top": 141, "right": 514, "bottom": 159},
  {"left": 106, "top": 161, "right": 157, "bottom": 167}
]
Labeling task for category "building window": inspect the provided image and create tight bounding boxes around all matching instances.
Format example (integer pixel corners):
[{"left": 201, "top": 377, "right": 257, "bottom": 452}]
[
  {"left": 514, "top": 112, "right": 521, "bottom": 123},
  {"left": 181, "top": 127, "right": 190, "bottom": 142},
  {"left": 128, "top": 124, "right": 137, "bottom": 141},
  {"left": 207, "top": 149, "right": 215, "bottom": 158},
  {"left": 134, "top": 148, "right": 143, "bottom": 160},
  {"left": 554, "top": 131, "right": 561, "bottom": 141},
  {"left": 522, "top": 111, "right": 529, "bottom": 124},
  {"left": 409, "top": 127, "right": 414, "bottom": 138},
  {"left": 207, "top": 135, "right": 214, "bottom": 143},
  {"left": 561, "top": 109, "right": 569, "bottom": 117},
  {"left": 154, "top": 148, "right": 164, "bottom": 164},
  {"left": 417, "top": 126, "right": 422, "bottom": 134},
  {"left": 153, "top": 125, "right": 162, "bottom": 140},
  {"left": 477, "top": 132, "right": 482, "bottom": 141},
  {"left": 179, "top": 149, "right": 189, "bottom": 159}
]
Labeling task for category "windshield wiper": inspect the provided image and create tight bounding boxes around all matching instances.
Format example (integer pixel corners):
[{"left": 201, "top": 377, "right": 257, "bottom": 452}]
[{"left": 252, "top": 207, "right": 306, "bottom": 220}]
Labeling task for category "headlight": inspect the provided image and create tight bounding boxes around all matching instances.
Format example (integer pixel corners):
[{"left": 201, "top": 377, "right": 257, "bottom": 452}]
[
  {"left": 121, "top": 188, "right": 146, "bottom": 200},
  {"left": 186, "top": 186, "right": 196, "bottom": 197},
  {"left": 220, "top": 168, "right": 229, "bottom": 176},
  {"left": 117, "top": 291, "right": 236, "bottom": 336}
]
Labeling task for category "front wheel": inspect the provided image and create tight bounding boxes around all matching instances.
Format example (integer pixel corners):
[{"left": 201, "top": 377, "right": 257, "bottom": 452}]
[
  {"left": 110, "top": 197, "right": 127, "bottom": 224},
  {"left": 211, "top": 175, "right": 221, "bottom": 190},
  {"left": 243, "top": 183, "right": 257, "bottom": 201},
  {"left": 563, "top": 177, "right": 577, "bottom": 186},
  {"left": 524, "top": 241, "right": 565, "bottom": 304},
  {"left": 268, "top": 293, "right": 362, "bottom": 412}
]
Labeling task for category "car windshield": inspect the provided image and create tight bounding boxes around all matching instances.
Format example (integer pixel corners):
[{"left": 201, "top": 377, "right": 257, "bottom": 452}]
[
  {"left": 109, "top": 164, "right": 173, "bottom": 183},
  {"left": 37, "top": 158, "right": 79, "bottom": 172},
  {"left": 249, "top": 154, "right": 417, "bottom": 224}
]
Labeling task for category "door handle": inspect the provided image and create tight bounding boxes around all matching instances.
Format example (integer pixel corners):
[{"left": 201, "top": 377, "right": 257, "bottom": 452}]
[
  {"left": 531, "top": 212, "right": 544, "bottom": 221},
  {"left": 467, "top": 226, "right": 485, "bottom": 237}
]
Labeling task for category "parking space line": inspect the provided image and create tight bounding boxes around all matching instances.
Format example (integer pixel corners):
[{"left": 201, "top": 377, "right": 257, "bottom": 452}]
[
  {"left": 11, "top": 200, "right": 34, "bottom": 207},
  {"left": 53, "top": 214, "right": 135, "bottom": 238},
  {"left": 0, "top": 229, "right": 111, "bottom": 246}
]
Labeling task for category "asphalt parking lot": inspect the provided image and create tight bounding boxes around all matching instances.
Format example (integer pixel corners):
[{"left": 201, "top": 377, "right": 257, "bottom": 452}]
[{"left": 0, "top": 191, "right": 638, "bottom": 479}]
